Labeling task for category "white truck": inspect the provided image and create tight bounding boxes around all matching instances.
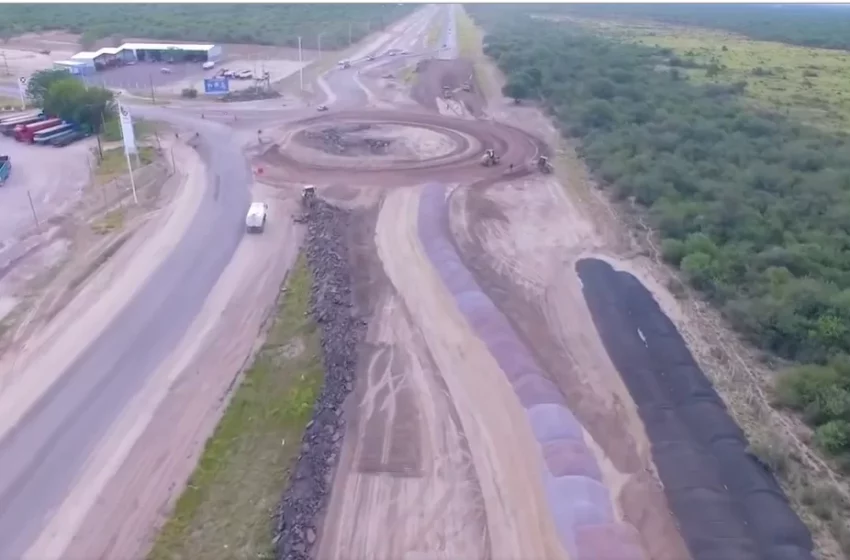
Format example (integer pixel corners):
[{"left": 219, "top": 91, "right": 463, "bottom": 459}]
[
  {"left": 202, "top": 61, "right": 215, "bottom": 70},
  {"left": 245, "top": 202, "right": 269, "bottom": 233}
]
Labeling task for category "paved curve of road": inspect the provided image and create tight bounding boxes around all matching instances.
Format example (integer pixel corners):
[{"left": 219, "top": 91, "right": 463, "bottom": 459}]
[{"left": 0, "top": 5, "right": 445, "bottom": 557}]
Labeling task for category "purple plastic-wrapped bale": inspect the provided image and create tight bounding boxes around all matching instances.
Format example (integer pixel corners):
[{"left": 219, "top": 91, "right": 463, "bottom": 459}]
[
  {"left": 527, "top": 403, "right": 584, "bottom": 443},
  {"left": 542, "top": 439, "right": 604, "bottom": 481},
  {"left": 575, "top": 523, "right": 647, "bottom": 560},
  {"left": 513, "top": 374, "right": 567, "bottom": 408}
]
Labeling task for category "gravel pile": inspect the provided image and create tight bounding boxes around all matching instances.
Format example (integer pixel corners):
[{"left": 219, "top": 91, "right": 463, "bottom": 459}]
[
  {"left": 273, "top": 199, "right": 365, "bottom": 560},
  {"left": 302, "top": 125, "right": 392, "bottom": 155}
]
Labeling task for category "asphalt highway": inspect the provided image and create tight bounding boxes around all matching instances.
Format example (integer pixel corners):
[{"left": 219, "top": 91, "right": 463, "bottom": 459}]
[{"left": 0, "top": 6, "right": 445, "bottom": 558}]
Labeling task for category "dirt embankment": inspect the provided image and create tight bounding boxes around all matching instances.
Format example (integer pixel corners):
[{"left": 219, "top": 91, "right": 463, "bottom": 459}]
[{"left": 273, "top": 199, "right": 366, "bottom": 560}]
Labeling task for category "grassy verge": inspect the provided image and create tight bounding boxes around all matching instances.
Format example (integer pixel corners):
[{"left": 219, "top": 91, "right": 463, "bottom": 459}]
[
  {"left": 96, "top": 147, "right": 155, "bottom": 182},
  {"left": 102, "top": 117, "right": 153, "bottom": 143},
  {"left": 91, "top": 208, "right": 125, "bottom": 234},
  {"left": 454, "top": 5, "right": 498, "bottom": 101},
  {"left": 148, "top": 254, "right": 323, "bottom": 560}
]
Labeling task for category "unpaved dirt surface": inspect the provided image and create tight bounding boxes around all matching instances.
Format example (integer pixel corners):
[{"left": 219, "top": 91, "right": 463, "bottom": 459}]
[
  {"left": 411, "top": 58, "right": 485, "bottom": 117},
  {"left": 0, "top": 137, "right": 91, "bottom": 256},
  {"left": 261, "top": 5, "right": 813, "bottom": 559}
]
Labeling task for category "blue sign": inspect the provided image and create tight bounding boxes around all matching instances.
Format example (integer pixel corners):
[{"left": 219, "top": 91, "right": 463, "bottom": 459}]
[{"left": 203, "top": 77, "right": 229, "bottom": 95}]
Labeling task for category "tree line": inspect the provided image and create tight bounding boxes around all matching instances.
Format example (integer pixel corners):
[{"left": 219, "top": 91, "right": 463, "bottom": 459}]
[
  {"left": 0, "top": 4, "right": 413, "bottom": 50},
  {"left": 467, "top": 5, "right": 850, "bottom": 460},
  {"left": 541, "top": 4, "right": 850, "bottom": 53}
]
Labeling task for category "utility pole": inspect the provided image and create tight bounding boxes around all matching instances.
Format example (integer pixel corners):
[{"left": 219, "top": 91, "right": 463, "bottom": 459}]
[
  {"left": 149, "top": 74, "right": 156, "bottom": 104},
  {"left": 317, "top": 32, "right": 324, "bottom": 60},
  {"left": 1, "top": 53, "right": 8, "bottom": 77},
  {"left": 26, "top": 189, "right": 40, "bottom": 231},
  {"left": 348, "top": 22, "right": 352, "bottom": 46},
  {"left": 298, "top": 36, "right": 303, "bottom": 91}
]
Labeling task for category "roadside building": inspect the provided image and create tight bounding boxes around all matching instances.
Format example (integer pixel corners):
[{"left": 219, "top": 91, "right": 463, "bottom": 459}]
[
  {"left": 65, "top": 42, "right": 222, "bottom": 72},
  {"left": 53, "top": 59, "right": 96, "bottom": 76}
]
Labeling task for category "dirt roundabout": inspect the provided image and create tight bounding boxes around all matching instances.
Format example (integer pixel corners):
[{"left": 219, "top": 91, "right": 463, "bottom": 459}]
[{"left": 257, "top": 109, "right": 549, "bottom": 184}]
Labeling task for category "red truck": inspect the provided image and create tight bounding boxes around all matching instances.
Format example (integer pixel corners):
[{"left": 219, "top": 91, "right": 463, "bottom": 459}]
[{"left": 15, "top": 118, "right": 61, "bottom": 143}]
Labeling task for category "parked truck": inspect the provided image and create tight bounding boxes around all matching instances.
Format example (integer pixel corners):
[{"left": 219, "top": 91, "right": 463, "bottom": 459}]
[
  {"left": 33, "top": 122, "right": 74, "bottom": 144},
  {"left": 51, "top": 129, "right": 89, "bottom": 147},
  {"left": 15, "top": 118, "right": 62, "bottom": 143},
  {"left": 0, "top": 156, "right": 11, "bottom": 186},
  {"left": 0, "top": 113, "right": 44, "bottom": 136}
]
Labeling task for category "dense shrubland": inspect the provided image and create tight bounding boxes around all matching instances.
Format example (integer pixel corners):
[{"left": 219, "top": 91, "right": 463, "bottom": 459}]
[
  {"left": 467, "top": 6, "right": 850, "bottom": 459},
  {"left": 545, "top": 4, "right": 850, "bottom": 52},
  {"left": 0, "top": 4, "right": 413, "bottom": 49}
]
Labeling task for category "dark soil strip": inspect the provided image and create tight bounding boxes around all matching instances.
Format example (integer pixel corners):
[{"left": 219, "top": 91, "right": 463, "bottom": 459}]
[
  {"left": 273, "top": 200, "right": 366, "bottom": 560},
  {"left": 576, "top": 257, "right": 814, "bottom": 560}
]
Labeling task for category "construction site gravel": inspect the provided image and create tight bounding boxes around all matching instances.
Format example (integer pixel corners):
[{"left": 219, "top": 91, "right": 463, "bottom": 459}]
[
  {"left": 259, "top": 11, "right": 815, "bottom": 560},
  {"left": 0, "top": 5, "right": 820, "bottom": 560}
]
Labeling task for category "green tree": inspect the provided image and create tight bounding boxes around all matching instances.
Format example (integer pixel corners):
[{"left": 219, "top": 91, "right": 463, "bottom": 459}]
[
  {"left": 502, "top": 79, "right": 529, "bottom": 102},
  {"left": 26, "top": 69, "right": 74, "bottom": 106}
]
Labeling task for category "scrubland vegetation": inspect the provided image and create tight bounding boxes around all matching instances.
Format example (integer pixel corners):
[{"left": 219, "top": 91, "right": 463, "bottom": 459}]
[{"left": 0, "top": 4, "right": 413, "bottom": 50}]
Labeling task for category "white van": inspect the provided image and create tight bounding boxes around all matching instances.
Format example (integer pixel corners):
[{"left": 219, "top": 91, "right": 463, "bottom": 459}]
[
  {"left": 202, "top": 61, "right": 215, "bottom": 70},
  {"left": 245, "top": 202, "right": 268, "bottom": 233}
]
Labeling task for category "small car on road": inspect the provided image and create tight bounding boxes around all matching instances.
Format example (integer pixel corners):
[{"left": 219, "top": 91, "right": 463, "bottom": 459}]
[
  {"left": 317, "top": 105, "right": 328, "bottom": 112},
  {"left": 246, "top": 202, "right": 269, "bottom": 233}
]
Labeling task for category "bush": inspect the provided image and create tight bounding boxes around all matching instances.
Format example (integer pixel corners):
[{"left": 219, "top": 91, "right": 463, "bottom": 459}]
[{"left": 815, "top": 420, "right": 850, "bottom": 455}]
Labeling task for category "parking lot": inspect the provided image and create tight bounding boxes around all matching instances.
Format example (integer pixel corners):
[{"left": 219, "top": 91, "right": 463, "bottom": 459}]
[{"left": 79, "top": 58, "right": 307, "bottom": 95}]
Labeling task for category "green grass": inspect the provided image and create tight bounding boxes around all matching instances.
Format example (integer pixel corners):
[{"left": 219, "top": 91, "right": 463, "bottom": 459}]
[
  {"left": 147, "top": 254, "right": 323, "bottom": 560},
  {"left": 96, "top": 146, "right": 155, "bottom": 182},
  {"left": 91, "top": 208, "right": 125, "bottom": 234},
  {"left": 102, "top": 117, "right": 152, "bottom": 143},
  {"left": 572, "top": 16, "right": 850, "bottom": 133}
]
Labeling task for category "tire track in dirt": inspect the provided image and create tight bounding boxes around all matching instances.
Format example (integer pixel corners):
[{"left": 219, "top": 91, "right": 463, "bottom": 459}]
[
  {"left": 418, "top": 182, "right": 646, "bottom": 560},
  {"left": 447, "top": 179, "right": 691, "bottom": 560},
  {"left": 368, "top": 186, "right": 567, "bottom": 560}
]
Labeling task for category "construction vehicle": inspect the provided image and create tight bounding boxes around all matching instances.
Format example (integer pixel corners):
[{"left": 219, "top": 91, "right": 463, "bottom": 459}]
[
  {"left": 461, "top": 82, "right": 472, "bottom": 92},
  {"left": 537, "top": 156, "right": 552, "bottom": 174},
  {"left": 442, "top": 85, "right": 452, "bottom": 99},
  {"left": 301, "top": 185, "right": 316, "bottom": 205},
  {"left": 480, "top": 149, "right": 500, "bottom": 167},
  {"left": 0, "top": 155, "right": 10, "bottom": 186}
]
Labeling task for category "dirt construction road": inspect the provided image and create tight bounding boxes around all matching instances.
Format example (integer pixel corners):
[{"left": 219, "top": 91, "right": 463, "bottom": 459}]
[
  {"left": 262, "top": 4, "right": 811, "bottom": 559},
  {"left": 261, "top": 99, "right": 669, "bottom": 557}
]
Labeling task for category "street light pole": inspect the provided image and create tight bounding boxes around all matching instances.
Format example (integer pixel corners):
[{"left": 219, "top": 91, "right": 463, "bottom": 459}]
[
  {"left": 317, "top": 32, "right": 324, "bottom": 60},
  {"left": 298, "top": 36, "right": 303, "bottom": 91}
]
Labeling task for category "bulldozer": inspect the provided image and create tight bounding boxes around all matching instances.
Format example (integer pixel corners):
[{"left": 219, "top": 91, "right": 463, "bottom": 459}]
[
  {"left": 294, "top": 185, "right": 316, "bottom": 223},
  {"left": 301, "top": 185, "right": 316, "bottom": 205},
  {"left": 481, "top": 149, "right": 500, "bottom": 167},
  {"left": 536, "top": 156, "right": 553, "bottom": 174}
]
